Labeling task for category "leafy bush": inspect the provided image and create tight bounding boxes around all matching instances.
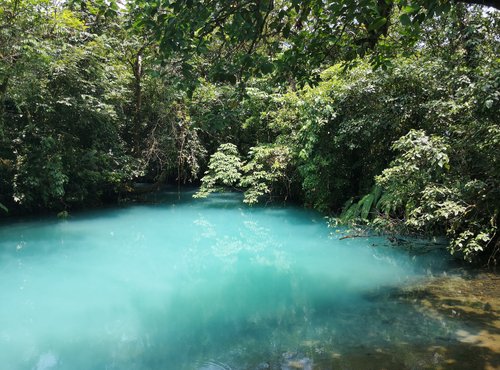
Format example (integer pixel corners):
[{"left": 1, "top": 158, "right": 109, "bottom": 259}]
[{"left": 194, "top": 143, "right": 292, "bottom": 204}]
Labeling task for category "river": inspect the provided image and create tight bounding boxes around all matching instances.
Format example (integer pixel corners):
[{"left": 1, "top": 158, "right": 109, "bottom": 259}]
[{"left": 0, "top": 190, "right": 498, "bottom": 369}]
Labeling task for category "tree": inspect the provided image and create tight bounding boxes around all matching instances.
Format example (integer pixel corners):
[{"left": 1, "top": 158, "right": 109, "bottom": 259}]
[
  {"left": 0, "top": 0, "right": 137, "bottom": 211},
  {"left": 133, "top": 0, "right": 500, "bottom": 86},
  {"left": 194, "top": 143, "right": 292, "bottom": 204}
]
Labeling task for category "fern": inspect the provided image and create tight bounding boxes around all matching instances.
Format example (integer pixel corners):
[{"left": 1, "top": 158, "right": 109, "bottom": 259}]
[
  {"left": 376, "top": 192, "right": 399, "bottom": 214},
  {"left": 372, "top": 185, "right": 382, "bottom": 206},
  {"left": 340, "top": 186, "right": 383, "bottom": 223},
  {"left": 341, "top": 197, "right": 354, "bottom": 212},
  {"left": 359, "top": 193, "right": 375, "bottom": 219},
  {"left": 341, "top": 202, "right": 360, "bottom": 222}
]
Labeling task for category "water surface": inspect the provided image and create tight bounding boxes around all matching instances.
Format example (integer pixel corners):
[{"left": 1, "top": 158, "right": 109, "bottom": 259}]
[{"left": 0, "top": 191, "right": 488, "bottom": 369}]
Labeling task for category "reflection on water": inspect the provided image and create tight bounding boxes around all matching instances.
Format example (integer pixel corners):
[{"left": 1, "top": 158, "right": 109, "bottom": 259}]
[{"left": 0, "top": 191, "right": 497, "bottom": 369}]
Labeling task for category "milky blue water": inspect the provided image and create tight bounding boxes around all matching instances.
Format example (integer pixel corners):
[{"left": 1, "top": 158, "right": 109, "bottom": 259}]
[{"left": 0, "top": 191, "right": 462, "bottom": 369}]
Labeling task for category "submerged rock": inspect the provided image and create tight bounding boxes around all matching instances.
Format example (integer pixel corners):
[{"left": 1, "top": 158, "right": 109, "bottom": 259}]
[
  {"left": 401, "top": 272, "right": 500, "bottom": 363},
  {"left": 255, "top": 362, "right": 270, "bottom": 369},
  {"left": 281, "top": 352, "right": 312, "bottom": 370}
]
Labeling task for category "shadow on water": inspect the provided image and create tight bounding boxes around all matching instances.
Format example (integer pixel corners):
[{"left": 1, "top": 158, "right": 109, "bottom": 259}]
[
  {"left": 143, "top": 187, "right": 240, "bottom": 207},
  {"left": 146, "top": 189, "right": 324, "bottom": 226}
]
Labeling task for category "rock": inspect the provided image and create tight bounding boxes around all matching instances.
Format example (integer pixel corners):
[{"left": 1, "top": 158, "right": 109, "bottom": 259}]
[
  {"left": 432, "top": 352, "right": 443, "bottom": 365},
  {"left": 281, "top": 353, "right": 313, "bottom": 370}
]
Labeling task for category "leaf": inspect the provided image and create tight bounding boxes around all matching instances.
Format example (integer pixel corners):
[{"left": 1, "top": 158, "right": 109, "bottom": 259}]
[
  {"left": 342, "top": 197, "right": 354, "bottom": 212},
  {"left": 0, "top": 202, "right": 7, "bottom": 213},
  {"left": 372, "top": 185, "right": 383, "bottom": 205},
  {"left": 359, "top": 194, "right": 375, "bottom": 219},
  {"left": 341, "top": 203, "right": 360, "bottom": 221},
  {"left": 368, "top": 17, "right": 387, "bottom": 31},
  {"left": 402, "top": 4, "right": 420, "bottom": 14},
  {"left": 260, "top": 61, "right": 274, "bottom": 74},
  {"left": 400, "top": 14, "right": 411, "bottom": 26}
]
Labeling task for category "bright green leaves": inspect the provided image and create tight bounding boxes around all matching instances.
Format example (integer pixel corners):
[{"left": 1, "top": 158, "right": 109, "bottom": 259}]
[
  {"left": 51, "top": 9, "right": 87, "bottom": 32},
  {"left": 265, "top": 41, "right": 499, "bottom": 263},
  {"left": 132, "top": 0, "right": 453, "bottom": 85},
  {"left": 13, "top": 133, "right": 68, "bottom": 208},
  {"left": 375, "top": 130, "right": 450, "bottom": 220},
  {"left": 194, "top": 143, "right": 292, "bottom": 204},
  {"left": 194, "top": 143, "right": 244, "bottom": 198},
  {"left": 0, "top": 0, "right": 497, "bottom": 264},
  {"left": 386, "top": 130, "right": 450, "bottom": 172},
  {"left": 339, "top": 186, "right": 382, "bottom": 223},
  {"left": 241, "top": 145, "right": 292, "bottom": 204},
  {"left": 130, "top": 0, "right": 499, "bottom": 89},
  {"left": 375, "top": 125, "right": 499, "bottom": 262},
  {"left": 401, "top": 4, "right": 421, "bottom": 14},
  {"left": 0, "top": 0, "right": 139, "bottom": 212}
]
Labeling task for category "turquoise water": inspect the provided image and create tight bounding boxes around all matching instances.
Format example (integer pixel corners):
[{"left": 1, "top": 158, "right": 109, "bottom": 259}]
[{"left": 0, "top": 191, "right": 462, "bottom": 369}]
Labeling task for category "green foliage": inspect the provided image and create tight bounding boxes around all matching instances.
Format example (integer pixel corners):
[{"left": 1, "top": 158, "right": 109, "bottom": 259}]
[
  {"left": 259, "top": 5, "right": 498, "bottom": 262},
  {"left": 374, "top": 117, "right": 499, "bottom": 262},
  {"left": 339, "top": 185, "right": 382, "bottom": 223},
  {"left": 326, "top": 45, "right": 500, "bottom": 263},
  {"left": 138, "top": 80, "right": 208, "bottom": 185},
  {"left": 194, "top": 143, "right": 244, "bottom": 198},
  {"left": 188, "top": 79, "right": 279, "bottom": 154},
  {"left": 0, "top": 0, "right": 498, "bottom": 265},
  {"left": 194, "top": 143, "right": 292, "bottom": 204},
  {"left": 267, "top": 58, "right": 452, "bottom": 211},
  {"left": 13, "top": 133, "right": 68, "bottom": 208},
  {"left": 0, "top": 0, "right": 137, "bottom": 211},
  {"left": 133, "top": 0, "right": 496, "bottom": 85},
  {"left": 376, "top": 130, "right": 450, "bottom": 214},
  {"left": 241, "top": 145, "right": 292, "bottom": 204}
]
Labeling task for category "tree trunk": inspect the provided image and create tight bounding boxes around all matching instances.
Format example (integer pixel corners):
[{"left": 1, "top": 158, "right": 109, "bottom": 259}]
[
  {"left": 132, "top": 52, "right": 143, "bottom": 153},
  {"left": 0, "top": 77, "right": 9, "bottom": 119}
]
